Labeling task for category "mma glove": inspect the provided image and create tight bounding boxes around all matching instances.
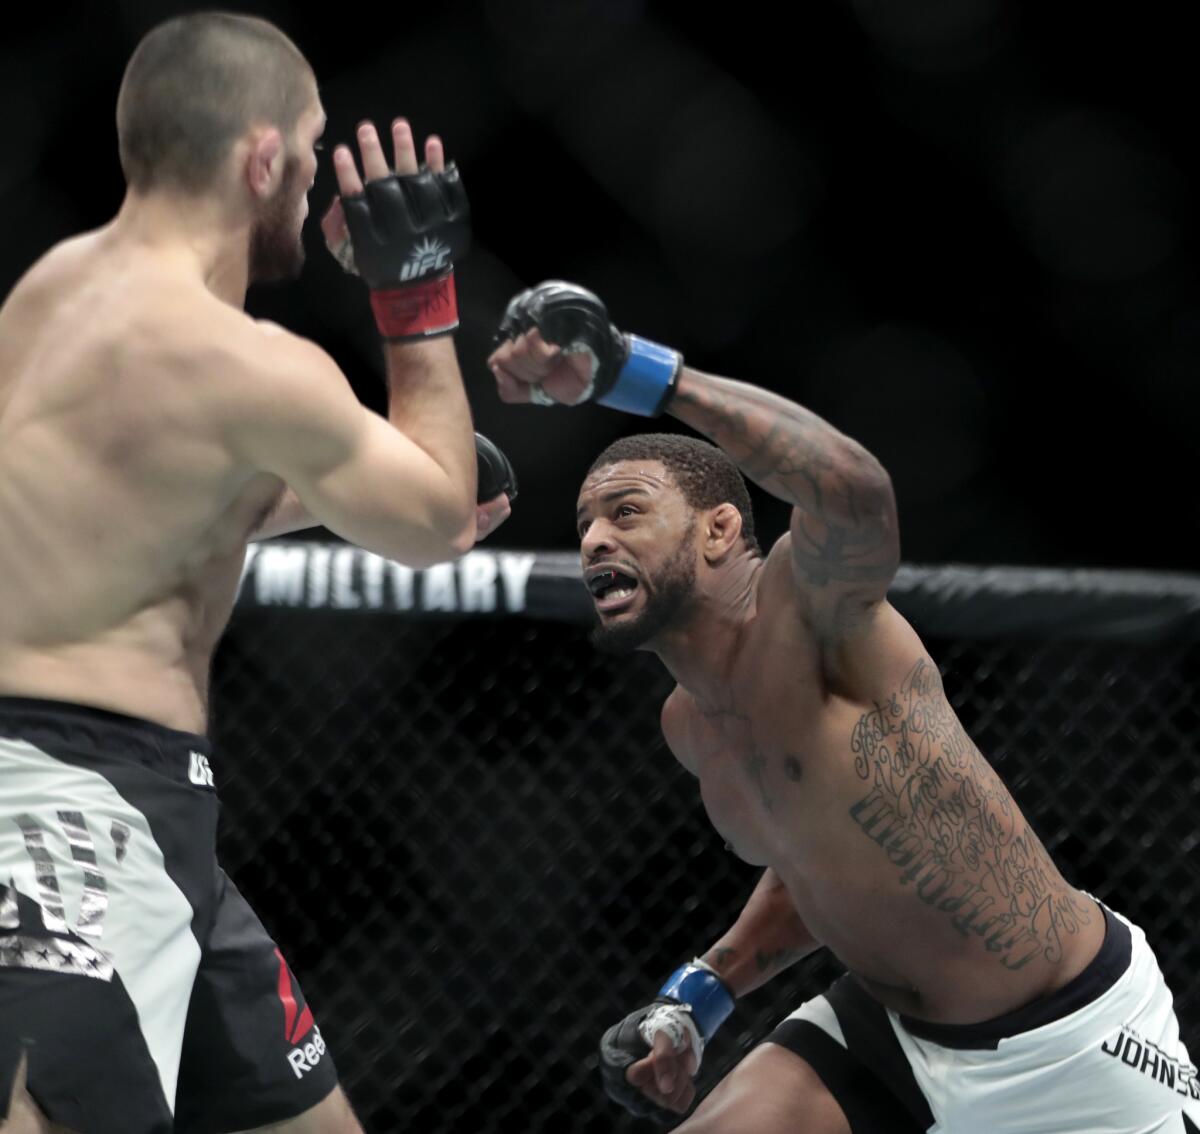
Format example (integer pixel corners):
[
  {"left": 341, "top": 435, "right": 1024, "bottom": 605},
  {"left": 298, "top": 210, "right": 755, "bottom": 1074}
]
[
  {"left": 599, "top": 959, "right": 735, "bottom": 1122},
  {"left": 337, "top": 165, "right": 470, "bottom": 341},
  {"left": 474, "top": 433, "right": 518, "bottom": 504},
  {"left": 495, "top": 281, "right": 682, "bottom": 416}
]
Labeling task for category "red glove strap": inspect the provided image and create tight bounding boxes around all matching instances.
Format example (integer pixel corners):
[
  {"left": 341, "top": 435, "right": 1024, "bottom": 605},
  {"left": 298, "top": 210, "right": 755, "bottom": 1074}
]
[{"left": 370, "top": 274, "right": 458, "bottom": 340}]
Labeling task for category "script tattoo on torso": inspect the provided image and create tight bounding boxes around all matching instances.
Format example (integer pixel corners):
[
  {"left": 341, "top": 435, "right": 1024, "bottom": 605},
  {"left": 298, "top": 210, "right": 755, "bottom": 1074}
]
[{"left": 847, "top": 659, "right": 1093, "bottom": 971}]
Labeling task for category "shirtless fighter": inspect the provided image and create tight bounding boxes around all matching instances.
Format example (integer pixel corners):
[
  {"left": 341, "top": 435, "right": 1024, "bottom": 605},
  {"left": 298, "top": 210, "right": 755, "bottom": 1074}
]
[
  {"left": 489, "top": 281, "right": 1199, "bottom": 1133},
  {"left": 0, "top": 13, "right": 512, "bottom": 1134}
]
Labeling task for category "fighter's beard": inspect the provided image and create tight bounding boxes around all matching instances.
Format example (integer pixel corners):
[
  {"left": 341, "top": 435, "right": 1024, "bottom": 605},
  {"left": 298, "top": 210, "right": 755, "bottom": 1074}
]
[
  {"left": 248, "top": 153, "right": 306, "bottom": 284},
  {"left": 590, "top": 527, "right": 697, "bottom": 655}
]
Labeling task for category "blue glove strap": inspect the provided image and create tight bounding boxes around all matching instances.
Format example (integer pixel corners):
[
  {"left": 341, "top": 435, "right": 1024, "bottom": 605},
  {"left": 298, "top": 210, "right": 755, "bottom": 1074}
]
[
  {"left": 596, "top": 335, "right": 682, "bottom": 417},
  {"left": 658, "top": 963, "right": 735, "bottom": 1042}
]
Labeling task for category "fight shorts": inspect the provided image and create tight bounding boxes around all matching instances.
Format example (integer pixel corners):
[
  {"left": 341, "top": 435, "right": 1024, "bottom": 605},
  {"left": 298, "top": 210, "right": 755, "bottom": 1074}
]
[
  {"left": 0, "top": 696, "right": 339, "bottom": 1134},
  {"left": 766, "top": 903, "right": 1199, "bottom": 1133}
]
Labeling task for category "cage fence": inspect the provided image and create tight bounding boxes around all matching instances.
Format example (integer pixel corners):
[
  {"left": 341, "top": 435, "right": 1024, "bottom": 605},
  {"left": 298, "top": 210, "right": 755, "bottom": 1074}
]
[{"left": 210, "top": 547, "right": 1200, "bottom": 1132}]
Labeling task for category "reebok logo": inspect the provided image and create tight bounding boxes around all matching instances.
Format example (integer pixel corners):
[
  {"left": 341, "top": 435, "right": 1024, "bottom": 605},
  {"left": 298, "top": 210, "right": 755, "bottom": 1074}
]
[
  {"left": 276, "top": 948, "right": 314, "bottom": 1044},
  {"left": 286, "top": 1025, "right": 327, "bottom": 1079},
  {"left": 187, "top": 751, "right": 215, "bottom": 789},
  {"left": 399, "top": 237, "right": 450, "bottom": 282},
  {"left": 276, "top": 947, "right": 319, "bottom": 1081}
]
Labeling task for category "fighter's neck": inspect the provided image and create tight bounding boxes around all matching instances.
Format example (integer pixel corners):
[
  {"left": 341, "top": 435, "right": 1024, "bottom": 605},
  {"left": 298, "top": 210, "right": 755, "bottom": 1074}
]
[
  {"left": 650, "top": 563, "right": 762, "bottom": 709},
  {"left": 112, "top": 190, "right": 251, "bottom": 307}
]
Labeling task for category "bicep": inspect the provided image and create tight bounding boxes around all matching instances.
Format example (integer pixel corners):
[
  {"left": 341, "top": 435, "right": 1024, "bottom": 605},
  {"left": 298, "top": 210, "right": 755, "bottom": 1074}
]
[
  {"left": 228, "top": 346, "right": 466, "bottom": 566},
  {"left": 785, "top": 495, "right": 900, "bottom": 640},
  {"left": 765, "top": 527, "right": 918, "bottom": 693},
  {"left": 281, "top": 408, "right": 448, "bottom": 543},
  {"left": 788, "top": 496, "right": 899, "bottom": 592}
]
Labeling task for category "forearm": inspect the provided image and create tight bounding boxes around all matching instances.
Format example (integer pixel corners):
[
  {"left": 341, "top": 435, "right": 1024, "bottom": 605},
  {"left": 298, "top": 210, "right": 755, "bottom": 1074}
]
[
  {"left": 384, "top": 337, "right": 476, "bottom": 535},
  {"left": 699, "top": 868, "right": 821, "bottom": 998}
]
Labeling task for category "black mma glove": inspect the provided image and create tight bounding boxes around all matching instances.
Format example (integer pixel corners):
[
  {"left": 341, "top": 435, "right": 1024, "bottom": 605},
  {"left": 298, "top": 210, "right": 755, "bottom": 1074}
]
[
  {"left": 495, "top": 281, "right": 682, "bottom": 416},
  {"left": 599, "top": 961, "right": 735, "bottom": 1121},
  {"left": 474, "top": 433, "right": 517, "bottom": 504},
  {"left": 600, "top": 998, "right": 686, "bottom": 1125},
  {"left": 339, "top": 164, "right": 470, "bottom": 341}
]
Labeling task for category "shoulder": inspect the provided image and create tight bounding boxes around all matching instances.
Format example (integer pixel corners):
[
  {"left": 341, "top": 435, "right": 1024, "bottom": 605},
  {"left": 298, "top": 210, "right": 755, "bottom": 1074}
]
[
  {"left": 758, "top": 527, "right": 889, "bottom": 644},
  {"left": 195, "top": 315, "right": 348, "bottom": 420},
  {"left": 206, "top": 320, "right": 365, "bottom": 478},
  {"left": 752, "top": 530, "right": 929, "bottom": 701},
  {"left": 23, "top": 229, "right": 107, "bottom": 283},
  {"left": 0, "top": 230, "right": 104, "bottom": 327},
  {"left": 245, "top": 319, "right": 344, "bottom": 388},
  {"left": 252, "top": 318, "right": 321, "bottom": 356}
]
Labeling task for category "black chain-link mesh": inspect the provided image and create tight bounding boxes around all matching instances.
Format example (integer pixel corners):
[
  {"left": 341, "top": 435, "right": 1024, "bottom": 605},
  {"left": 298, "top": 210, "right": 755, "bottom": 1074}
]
[{"left": 209, "top": 612, "right": 1200, "bottom": 1132}]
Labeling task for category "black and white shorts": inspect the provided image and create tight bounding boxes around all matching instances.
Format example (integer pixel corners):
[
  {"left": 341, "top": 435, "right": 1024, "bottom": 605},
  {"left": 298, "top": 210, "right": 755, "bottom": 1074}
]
[
  {"left": 0, "top": 696, "right": 339, "bottom": 1134},
  {"left": 766, "top": 903, "right": 1199, "bottom": 1133}
]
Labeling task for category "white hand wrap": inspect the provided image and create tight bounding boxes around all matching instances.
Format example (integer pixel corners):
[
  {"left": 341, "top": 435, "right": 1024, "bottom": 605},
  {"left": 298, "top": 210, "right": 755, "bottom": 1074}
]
[
  {"left": 329, "top": 235, "right": 358, "bottom": 275},
  {"left": 637, "top": 1002, "right": 706, "bottom": 1066},
  {"left": 528, "top": 343, "right": 600, "bottom": 407}
]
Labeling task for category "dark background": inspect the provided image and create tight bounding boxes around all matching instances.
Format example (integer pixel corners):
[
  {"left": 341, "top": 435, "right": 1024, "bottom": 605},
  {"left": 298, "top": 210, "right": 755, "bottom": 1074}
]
[
  {"left": 2, "top": 7, "right": 1197, "bottom": 1130},
  {"left": 1, "top": 0, "right": 1196, "bottom": 572}
]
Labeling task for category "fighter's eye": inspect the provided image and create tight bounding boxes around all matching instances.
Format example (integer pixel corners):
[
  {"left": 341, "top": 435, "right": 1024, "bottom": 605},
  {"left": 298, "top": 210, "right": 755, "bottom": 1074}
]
[
  {"left": 314, "top": 140, "right": 326, "bottom": 152},
  {"left": 617, "top": 505, "right": 637, "bottom": 519}
]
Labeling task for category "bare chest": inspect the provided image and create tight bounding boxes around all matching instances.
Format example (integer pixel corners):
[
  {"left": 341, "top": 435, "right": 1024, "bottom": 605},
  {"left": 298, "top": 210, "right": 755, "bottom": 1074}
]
[{"left": 683, "top": 680, "right": 828, "bottom": 864}]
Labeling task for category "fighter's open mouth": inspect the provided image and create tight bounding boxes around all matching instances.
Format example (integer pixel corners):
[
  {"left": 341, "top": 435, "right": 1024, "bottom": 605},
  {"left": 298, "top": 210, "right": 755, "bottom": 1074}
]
[{"left": 587, "top": 569, "right": 639, "bottom": 602}]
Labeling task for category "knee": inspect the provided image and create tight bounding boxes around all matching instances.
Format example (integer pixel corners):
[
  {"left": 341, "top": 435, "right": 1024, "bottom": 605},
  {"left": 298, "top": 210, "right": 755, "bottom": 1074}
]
[
  {"left": 676, "top": 1044, "right": 850, "bottom": 1134},
  {"left": 283, "top": 1083, "right": 363, "bottom": 1134}
]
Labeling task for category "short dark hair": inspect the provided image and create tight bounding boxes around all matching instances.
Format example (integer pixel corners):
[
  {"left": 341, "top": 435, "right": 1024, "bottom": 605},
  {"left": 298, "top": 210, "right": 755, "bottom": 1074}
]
[
  {"left": 117, "top": 12, "right": 315, "bottom": 194},
  {"left": 587, "top": 433, "right": 761, "bottom": 555}
]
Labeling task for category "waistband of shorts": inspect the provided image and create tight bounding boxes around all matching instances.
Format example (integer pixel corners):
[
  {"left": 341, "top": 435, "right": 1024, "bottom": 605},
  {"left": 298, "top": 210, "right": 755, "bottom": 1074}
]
[
  {"left": 0, "top": 695, "right": 211, "bottom": 767},
  {"left": 898, "top": 903, "right": 1131, "bottom": 1050}
]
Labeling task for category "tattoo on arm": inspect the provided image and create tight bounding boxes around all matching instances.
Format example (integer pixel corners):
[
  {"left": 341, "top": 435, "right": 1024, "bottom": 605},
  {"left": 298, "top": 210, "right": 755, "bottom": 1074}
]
[
  {"left": 754, "top": 946, "right": 801, "bottom": 974},
  {"left": 671, "top": 374, "right": 899, "bottom": 590},
  {"left": 700, "top": 869, "right": 817, "bottom": 996},
  {"left": 705, "top": 946, "right": 738, "bottom": 975}
]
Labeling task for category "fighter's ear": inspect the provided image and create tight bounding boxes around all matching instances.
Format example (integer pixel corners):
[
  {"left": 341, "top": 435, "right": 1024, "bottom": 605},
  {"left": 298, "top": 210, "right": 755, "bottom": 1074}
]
[
  {"left": 244, "top": 126, "right": 285, "bottom": 198},
  {"left": 702, "top": 503, "right": 744, "bottom": 564}
]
